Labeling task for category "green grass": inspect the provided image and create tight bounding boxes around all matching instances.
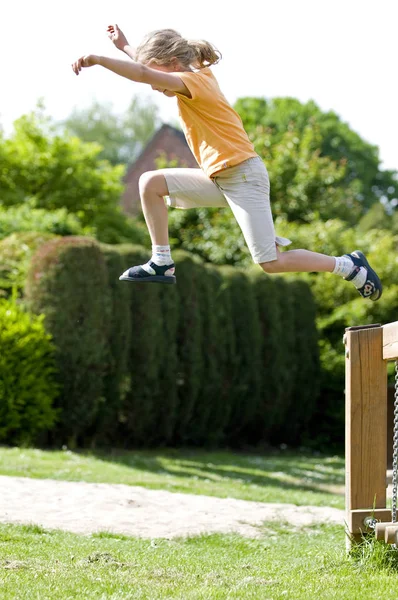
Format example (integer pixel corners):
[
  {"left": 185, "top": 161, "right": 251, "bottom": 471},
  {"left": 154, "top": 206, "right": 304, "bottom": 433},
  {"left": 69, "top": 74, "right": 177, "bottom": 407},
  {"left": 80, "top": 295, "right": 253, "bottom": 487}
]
[
  {"left": 1, "top": 522, "right": 398, "bottom": 599},
  {"left": 0, "top": 446, "right": 345, "bottom": 508}
]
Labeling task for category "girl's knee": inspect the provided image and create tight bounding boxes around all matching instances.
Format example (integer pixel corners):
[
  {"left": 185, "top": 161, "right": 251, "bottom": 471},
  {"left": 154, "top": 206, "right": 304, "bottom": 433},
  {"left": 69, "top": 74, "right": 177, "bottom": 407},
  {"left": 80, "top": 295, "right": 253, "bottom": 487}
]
[
  {"left": 259, "top": 246, "right": 282, "bottom": 273},
  {"left": 260, "top": 259, "right": 279, "bottom": 274},
  {"left": 139, "top": 171, "right": 169, "bottom": 197}
]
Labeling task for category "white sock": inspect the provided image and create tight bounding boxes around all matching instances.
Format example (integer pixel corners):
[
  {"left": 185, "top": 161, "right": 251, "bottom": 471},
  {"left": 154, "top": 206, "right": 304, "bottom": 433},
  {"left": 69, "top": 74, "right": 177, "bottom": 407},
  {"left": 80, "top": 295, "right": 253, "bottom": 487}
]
[
  {"left": 332, "top": 256, "right": 354, "bottom": 278},
  {"left": 150, "top": 245, "right": 172, "bottom": 266},
  {"left": 333, "top": 256, "right": 367, "bottom": 289}
]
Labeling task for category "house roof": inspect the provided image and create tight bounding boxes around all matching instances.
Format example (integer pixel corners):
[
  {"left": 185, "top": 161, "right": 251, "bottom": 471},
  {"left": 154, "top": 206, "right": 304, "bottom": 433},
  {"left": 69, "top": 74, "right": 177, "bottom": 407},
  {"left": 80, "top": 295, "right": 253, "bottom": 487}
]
[{"left": 131, "top": 123, "right": 187, "bottom": 168}]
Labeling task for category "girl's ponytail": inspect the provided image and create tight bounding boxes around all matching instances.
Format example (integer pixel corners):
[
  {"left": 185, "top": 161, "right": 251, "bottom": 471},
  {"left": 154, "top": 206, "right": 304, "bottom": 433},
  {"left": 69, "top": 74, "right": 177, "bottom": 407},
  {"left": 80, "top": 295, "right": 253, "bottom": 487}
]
[{"left": 187, "top": 39, "right": 222, "bottom": 68}]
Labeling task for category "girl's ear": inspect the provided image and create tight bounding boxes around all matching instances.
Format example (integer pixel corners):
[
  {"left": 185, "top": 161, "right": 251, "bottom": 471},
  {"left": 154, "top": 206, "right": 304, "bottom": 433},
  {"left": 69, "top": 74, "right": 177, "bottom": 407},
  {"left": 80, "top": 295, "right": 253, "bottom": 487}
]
[{"left": 170, "top": 57, "right": 181, "bottom": 71}]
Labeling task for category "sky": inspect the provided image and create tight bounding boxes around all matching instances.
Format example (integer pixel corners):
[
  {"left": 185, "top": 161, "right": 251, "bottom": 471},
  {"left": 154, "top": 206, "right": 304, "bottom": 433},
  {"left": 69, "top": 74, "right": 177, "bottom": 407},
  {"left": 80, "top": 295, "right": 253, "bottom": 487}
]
[{"left": 1, "top": 0, "right": 397, "bottom": 170}]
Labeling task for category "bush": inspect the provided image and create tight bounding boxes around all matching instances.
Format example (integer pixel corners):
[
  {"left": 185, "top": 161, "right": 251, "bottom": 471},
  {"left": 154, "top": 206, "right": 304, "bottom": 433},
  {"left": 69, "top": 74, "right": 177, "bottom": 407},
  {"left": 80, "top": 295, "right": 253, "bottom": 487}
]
[
  {"left": 278, "top": 219, "right": 398, "bottom": 450},
  {"left": 0, "top": 297, "right": 58, "bottom": 445},
  {"left": 151, "top": 277, "right": 179, "bottom": 444},
  {"left": 115, "top": 245, "right": 177, "bottom": 446},
  {"left": 249, "top": 271, "right": 286, "bottom": 440},
  {"left": 0, "top": 203, "right": 85, "bottom": 240},
  {"left": 218, "top": 266, "right": 262, "bottom": 445},
  {"left": 92, "top": 208, "right": 151, "bottom": 246},
  {"left": 263, "top": 277, "right": 302, "bottom": 447},
  {"left": 170, "top": 250, "right": 205, "bottom": 444},
  {"left": 278, "top": 278, "right": 320, "bottom": 444},
  {"left": 89, "top": 245, "right": 133, "bottom": 445},
  {"left": 183, "top": 264, "right": 229, "bottom": 445},
  {"left": 0, "top": 232, "right": 56, "bottom": 298},
  {"left": 25, "top": 237, "right": 110, "bottom": 446},
  {"left": 2, "top": 234, "right": 321, "bottom": 450}
]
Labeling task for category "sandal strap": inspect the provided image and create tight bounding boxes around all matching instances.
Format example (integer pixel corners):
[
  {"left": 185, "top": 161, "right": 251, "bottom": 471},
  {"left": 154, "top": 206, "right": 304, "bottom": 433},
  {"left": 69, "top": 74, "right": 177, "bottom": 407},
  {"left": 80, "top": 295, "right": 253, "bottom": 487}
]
[
  {"left": 128, "top": 262, "right": 174, "bottom": 278},
  {"left": 344, "top": 265, "right": 361, "bottom": 282},
  {"left": 147, "top": 261, "right": 175, "bottom": 275}
]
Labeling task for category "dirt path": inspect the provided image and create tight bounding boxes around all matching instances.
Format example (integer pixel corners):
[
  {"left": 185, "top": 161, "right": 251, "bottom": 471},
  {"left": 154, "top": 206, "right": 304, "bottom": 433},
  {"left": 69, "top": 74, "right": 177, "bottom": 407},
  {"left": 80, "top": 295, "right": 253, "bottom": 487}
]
[{"left": 0, "top": 475, "right": 344, "bottom": 539}]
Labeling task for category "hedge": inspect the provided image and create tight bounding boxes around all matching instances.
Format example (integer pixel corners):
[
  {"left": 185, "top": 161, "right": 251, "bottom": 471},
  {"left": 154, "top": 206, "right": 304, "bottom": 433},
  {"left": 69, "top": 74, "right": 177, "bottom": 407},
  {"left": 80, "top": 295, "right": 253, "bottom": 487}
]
[
  {"left": 25, "top": 237, "right": 110, "bottom": 447},
  {"left": 1, "top": 234, "right": 321, "bottom": 449},
  {"left": 89, "top": 244, "right": 132, "bottom": 445},
  {"left": 115, "top": 244, "right": 178, "bottom": 446}
]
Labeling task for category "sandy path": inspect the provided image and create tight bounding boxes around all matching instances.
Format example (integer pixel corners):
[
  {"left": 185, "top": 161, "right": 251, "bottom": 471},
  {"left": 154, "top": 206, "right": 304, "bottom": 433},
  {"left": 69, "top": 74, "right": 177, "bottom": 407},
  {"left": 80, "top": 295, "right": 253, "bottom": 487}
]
[{"left": 0, "top": 475, "right": 344, "bottom": 539}]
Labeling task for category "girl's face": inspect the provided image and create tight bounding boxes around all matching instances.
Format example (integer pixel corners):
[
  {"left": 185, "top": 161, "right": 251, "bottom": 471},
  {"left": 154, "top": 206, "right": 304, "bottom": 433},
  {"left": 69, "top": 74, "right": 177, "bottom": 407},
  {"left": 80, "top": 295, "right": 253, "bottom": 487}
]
[{"left": 147, "top": 60, "right": 185, "bottom": 96}]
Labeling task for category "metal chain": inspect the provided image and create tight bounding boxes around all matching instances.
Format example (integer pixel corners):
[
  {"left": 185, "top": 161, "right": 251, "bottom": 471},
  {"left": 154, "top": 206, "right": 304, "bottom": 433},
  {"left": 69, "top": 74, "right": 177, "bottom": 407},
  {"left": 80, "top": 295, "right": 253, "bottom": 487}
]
[{"left": 392, "top": 360, "right": 398, "bottom": 523}]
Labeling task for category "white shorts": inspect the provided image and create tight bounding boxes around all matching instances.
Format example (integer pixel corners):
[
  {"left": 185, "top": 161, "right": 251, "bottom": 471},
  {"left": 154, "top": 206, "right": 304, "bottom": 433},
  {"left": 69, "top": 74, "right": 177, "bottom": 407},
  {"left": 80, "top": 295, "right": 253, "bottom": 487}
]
[{"left": 162, "top": 156, "right": 291, "bottom": 264}]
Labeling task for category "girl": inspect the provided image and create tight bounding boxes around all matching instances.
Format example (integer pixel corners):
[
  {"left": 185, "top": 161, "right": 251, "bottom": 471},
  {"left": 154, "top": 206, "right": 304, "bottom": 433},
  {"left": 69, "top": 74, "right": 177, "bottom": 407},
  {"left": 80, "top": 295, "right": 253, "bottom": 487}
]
[{"left": 72, "top": 25, "right": 382, "bottom": 300}]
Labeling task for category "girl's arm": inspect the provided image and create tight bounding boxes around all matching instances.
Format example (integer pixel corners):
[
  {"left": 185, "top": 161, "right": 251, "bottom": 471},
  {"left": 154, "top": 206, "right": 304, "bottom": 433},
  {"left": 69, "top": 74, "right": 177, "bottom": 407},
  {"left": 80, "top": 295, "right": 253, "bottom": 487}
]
[
  {"left": 71, "top": 54, "right": 191, "bottom": 97},
  {"left": 107, "top": 24, "right": 136, "bottom": 61}
]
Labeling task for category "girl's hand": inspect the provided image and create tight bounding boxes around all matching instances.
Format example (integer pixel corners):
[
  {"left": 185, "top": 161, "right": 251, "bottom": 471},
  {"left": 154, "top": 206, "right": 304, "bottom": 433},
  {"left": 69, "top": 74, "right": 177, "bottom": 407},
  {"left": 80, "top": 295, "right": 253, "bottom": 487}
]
[
  {"left": 107, "top": 24, "right": 129, "bottom": 51},
  {"left": 71, "top": 55, "right": 99, "bottom": 75}
]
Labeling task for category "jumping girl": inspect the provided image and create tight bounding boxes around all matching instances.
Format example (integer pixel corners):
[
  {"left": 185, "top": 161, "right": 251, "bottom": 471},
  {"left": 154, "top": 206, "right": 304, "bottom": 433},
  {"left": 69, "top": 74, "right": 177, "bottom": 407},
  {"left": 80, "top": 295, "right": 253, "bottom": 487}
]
[{"left": 71, "top": 25, "right": 382, "bottom": 300}]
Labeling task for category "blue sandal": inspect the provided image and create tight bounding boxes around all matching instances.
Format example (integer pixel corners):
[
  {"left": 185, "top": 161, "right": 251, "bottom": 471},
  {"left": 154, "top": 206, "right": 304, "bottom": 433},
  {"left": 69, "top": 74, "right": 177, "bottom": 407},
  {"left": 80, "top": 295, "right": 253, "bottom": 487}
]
[
  {"left": 119, "top": 261, "right": 176, "bottom": 284},
  {"left": 344, "top": 251, "right": 382, "bottom": 301}
]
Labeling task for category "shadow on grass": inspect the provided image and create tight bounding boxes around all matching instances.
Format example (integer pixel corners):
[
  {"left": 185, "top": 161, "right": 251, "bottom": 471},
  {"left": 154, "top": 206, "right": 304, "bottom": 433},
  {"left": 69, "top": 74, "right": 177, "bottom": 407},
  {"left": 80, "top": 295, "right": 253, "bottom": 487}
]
[{"left": 83, "top": 447, "right": 344, "bottom": 498}]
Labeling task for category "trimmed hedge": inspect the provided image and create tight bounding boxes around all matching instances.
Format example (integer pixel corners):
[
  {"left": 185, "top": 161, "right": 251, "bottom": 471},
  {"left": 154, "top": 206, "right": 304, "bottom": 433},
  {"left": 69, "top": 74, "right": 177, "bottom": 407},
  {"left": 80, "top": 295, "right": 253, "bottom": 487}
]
[
  {"left": 89, "top": 245, "right": 132, "bottom": 445},
  {"left": 171, "top": 250, "right": 205, "bottom": 443},
  {"left": 217, "top": 266, "right": 262, "bottom": 445},
  {"left": 2, "top": 234, "right": 321, "bottom": 449},
  {"left": 25, "top": 237, "right": 110, "bottom": 447}
]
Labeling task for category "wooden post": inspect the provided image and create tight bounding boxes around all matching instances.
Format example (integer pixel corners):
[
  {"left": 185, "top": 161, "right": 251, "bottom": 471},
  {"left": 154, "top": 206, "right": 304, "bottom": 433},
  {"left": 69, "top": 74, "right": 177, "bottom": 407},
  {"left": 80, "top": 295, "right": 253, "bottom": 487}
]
[{"left": 345, "top": 324, "right": 388, "bottom": 549}]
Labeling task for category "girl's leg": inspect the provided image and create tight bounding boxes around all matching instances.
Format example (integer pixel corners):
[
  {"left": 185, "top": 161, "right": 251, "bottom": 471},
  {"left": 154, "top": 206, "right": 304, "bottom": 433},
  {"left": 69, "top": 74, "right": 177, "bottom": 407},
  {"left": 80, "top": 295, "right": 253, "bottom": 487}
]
[
  {"left": 215, "top": 158, "right": 382, "bottom": 301},
  {"left": 119, "top": 170, "right": 175, "bottom": 284},
  {"left": 259, "top": 248, "right": 335, "bottom": 273},
  {"left": 260, "top": 247, "right": 382, "bottom": 300},
  {"left": 119, "top": 167, "right": 226, "bottom": 284},
  {"left": 139, "top": 171, "right": 170, "bottom": 246}
]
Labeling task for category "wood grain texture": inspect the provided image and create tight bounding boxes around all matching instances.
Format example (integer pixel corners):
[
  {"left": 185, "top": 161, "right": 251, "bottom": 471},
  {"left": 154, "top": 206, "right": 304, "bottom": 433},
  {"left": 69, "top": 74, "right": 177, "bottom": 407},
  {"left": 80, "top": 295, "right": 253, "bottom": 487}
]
[
  {"left": 382, "top": 321, "right": 398, "bottom": 360},
  {"left": 345, "top": 325, "right": 387, "bottom": 545}
]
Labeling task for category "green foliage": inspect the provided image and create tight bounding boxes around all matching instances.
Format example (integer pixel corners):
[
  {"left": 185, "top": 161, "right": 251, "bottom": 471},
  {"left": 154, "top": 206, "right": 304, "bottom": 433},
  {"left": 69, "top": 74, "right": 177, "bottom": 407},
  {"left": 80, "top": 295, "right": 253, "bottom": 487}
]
[
  {"left": 116, "top": 245, "right": 179, "bottom": 446},
  {"left": 217, "top": 266, "right": 262, "bottom": 444},
  {"left": 184, "top": 265, "right": 229, "bottom": 445},
  {"left": 277, "top": 220, "right": 398, "bottom": 449},
  {"left": 0, "top": 231, "right": 321, "bottom": 449},
  {"left": 0, "top": 232, "right": 56, "bottom": 298},
  {"left": 0, "top": 108, "right": 123, "bottom": 215},
  {"left": 64, "top": 96, "right": 160, "bottom": 165},
  {"left": 168, "top": 206, "right": 251, "bottom": 265},
  {"left": 0, "top": 297, "right": 58, "bottom": 445},
  {"left": 0, "top": 106, "right": 148, "bottom": 245},
  {"left": 235, "top": 96, "right": 397, "bottom": 215},
  {"left": 358, "top": 202, "right": 396, "bottom": 234},
  {"left": 89, "top": 246, "right": 133, "bottom": 445},
  {"left": 0, "top": 202, "right": 85, "bottom": 240},
  {"left": 280, "top": 279, "right": 320, "bottom": 443},
  {"left": 25, "top": 237, "right": 110, "bottom": 446},
  {"left": 171, "top": 251, "right": 205, "bottom": 443},
  {"left": 168, "top": 97, "right": 396, "bottom": 269},
  {"left": 91, "top": 207, "right": 150, "bottom": 246}
]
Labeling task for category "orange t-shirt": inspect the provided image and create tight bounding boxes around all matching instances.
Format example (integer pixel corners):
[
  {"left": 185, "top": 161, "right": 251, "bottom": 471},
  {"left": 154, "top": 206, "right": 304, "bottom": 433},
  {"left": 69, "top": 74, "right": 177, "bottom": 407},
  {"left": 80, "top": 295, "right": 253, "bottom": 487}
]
[{"left": 175, "top": 68, "right": 257, "bottom": 177}]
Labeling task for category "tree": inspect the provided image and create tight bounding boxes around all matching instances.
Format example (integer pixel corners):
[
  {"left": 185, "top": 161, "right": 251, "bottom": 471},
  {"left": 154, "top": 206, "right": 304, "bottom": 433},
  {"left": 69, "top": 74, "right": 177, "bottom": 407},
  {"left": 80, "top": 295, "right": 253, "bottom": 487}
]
[
  {"left": 235, "top": 97, "right": 397, "bottom": 215},
  {"left": 63, "top": 96, "right": 160, "bottom": 165},
  {"left": 167, "top": 96, "right": 397, "bottom": 265},
  {"left": 0, "top": 106, "right": 149, "bottom": 245}
]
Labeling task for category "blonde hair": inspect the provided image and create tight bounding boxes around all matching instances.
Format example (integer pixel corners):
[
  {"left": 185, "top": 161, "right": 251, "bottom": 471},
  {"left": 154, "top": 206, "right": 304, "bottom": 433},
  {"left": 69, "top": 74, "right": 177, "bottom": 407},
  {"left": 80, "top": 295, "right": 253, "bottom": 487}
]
[{"left": 136, "top": 29, "right": 221, "bottom": 69}]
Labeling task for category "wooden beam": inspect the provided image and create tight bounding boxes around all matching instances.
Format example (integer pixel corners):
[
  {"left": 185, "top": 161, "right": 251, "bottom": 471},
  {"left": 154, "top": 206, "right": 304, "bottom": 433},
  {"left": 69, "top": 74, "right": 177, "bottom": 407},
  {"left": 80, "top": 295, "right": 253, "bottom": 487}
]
[
  {"left": 345, "top": 325, "right": 388, "bottom": 547},
  {"left": 348, "top": 508, "right": 391, "bottom": 533},
  {"left": 382, "top": 321, "right": 398, "bottom": 361}
]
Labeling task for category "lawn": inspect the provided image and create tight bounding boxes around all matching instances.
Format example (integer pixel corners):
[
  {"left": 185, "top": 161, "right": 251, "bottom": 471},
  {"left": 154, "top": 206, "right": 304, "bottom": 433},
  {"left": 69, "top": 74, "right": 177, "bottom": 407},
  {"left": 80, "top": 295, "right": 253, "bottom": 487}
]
[
  {"left": 0, "top": 446, "right": 345, "bottom": 508},
  {"left": 1, "top": 446, "right": 398, "bottom": 598},
  {"left": 1, "top": 522, "right": 398, "bottom": 599}
]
